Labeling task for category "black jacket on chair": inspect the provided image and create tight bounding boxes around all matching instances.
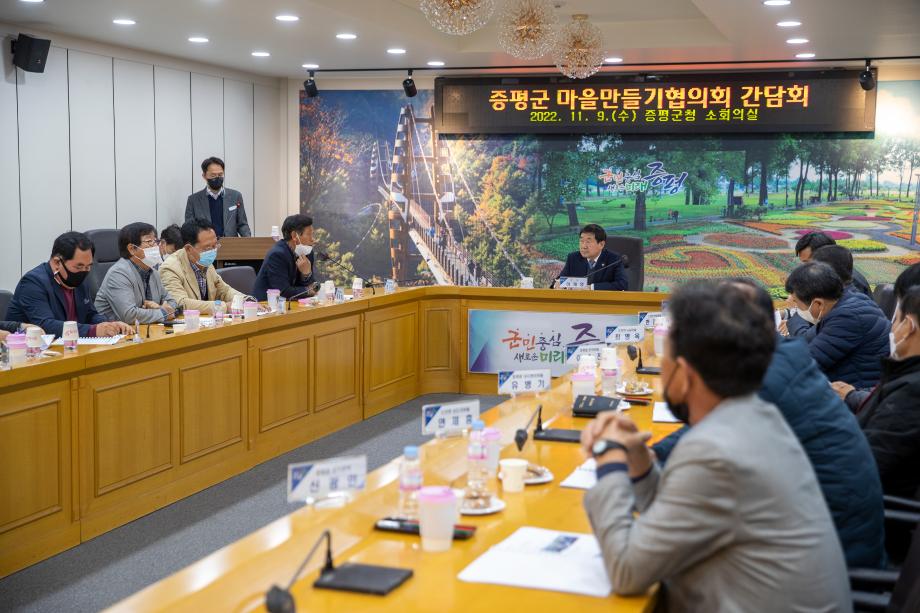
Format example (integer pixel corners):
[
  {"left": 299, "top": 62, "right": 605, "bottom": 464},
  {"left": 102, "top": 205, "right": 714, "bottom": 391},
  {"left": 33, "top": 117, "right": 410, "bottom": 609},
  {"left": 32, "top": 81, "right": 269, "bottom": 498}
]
[{"left": 558, "top": 248, "right": 628, "bottom": 291}]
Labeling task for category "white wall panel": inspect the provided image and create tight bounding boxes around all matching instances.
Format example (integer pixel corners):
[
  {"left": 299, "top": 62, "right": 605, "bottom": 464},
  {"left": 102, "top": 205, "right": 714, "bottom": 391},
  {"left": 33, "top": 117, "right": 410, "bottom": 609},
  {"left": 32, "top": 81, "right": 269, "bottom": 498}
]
[
  {"left": 68, "top": 50, "right": 115, "bottom": 230},
  {"left": 113, "top": 59, "right": 156, "bottom": 226},
  {"left": 154, "top": 66, "right": 192, "bottom": 229},
  {"left": 223, "top": 79, "right": 254, "bottom": 230},
  {"left": 254, "top": 83, "right": 282, "bottom": 236},
  {"left": 17, "top": 46, "right": 71, "bottom": 271},
  {"left": 191, "top": 73, "right": 223, "bottom": 191},
  {"left": 0, "top": 42, "right": 21, "bottom": 289}
]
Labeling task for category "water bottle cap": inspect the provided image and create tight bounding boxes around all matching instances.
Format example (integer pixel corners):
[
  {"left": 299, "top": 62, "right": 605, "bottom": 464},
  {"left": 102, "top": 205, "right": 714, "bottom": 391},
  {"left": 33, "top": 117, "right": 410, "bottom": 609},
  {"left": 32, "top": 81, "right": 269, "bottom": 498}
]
[
  {"left": 472, "top": 419, "right": 485, "bottom": 430},
  {"left": 404, "top": 445, "right": 419, "bottom": 459}
]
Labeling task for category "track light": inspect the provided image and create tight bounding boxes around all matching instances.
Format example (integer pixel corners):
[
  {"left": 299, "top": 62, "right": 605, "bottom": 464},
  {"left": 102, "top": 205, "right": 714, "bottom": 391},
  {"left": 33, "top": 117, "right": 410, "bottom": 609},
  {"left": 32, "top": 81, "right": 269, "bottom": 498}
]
[
  {"left": 402, "top": 69, "right": 417, "bottom": 98},
  {"left": 859, "top": 60, "right": 875, "bottom": 91},
  {"left": 304, "top": 71, "right": 318, "bottom": 98}
]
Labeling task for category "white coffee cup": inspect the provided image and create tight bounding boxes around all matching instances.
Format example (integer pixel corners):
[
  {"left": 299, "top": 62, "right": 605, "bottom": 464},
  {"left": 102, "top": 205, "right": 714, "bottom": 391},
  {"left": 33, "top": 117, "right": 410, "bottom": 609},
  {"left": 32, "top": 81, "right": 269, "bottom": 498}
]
[
  {"left": 417, "top": 486, "right": 457, "bottom": 552},
  {"left": 500, "top": 458, "right": 528, "bottom": 493}
]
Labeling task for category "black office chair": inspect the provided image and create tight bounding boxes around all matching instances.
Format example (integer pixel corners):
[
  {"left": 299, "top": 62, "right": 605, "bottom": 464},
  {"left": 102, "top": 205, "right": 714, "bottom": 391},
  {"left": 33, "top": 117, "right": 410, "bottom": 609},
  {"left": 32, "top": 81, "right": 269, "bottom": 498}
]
[
  {"left": 217, "top": 266, "right": 256, "bottom": 297},
  {"left": 873, "top": 284, "right": 897, "bottom": 320},
  {"left": 84, "top": 229, "right": 120, "bottom": 302},
  {"left": 0, "top": 289, "right": 12, "bottom": 320},
  {"left": 605, "top": 236, "right": 644, "bottom": 291}
]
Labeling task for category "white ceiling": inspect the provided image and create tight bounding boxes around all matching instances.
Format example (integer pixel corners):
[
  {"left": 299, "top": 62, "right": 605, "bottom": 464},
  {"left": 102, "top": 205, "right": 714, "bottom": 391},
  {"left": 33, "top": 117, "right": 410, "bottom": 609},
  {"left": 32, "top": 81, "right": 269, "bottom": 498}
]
[{"left": 1, "top": 0, "right": 918, "bottom": 78}]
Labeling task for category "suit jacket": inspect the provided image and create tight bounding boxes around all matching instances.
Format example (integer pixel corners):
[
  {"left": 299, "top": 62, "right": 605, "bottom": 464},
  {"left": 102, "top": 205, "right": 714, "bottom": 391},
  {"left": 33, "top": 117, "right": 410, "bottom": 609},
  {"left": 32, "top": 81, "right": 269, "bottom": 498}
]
[
  {"left": 251, "top": 240, "right": 316, "bottom": 301},
  {"left": 6, "top": 262, "right": 108, "bottom": 337},
  {"left": 158, "top": 248, "right": 243, "bottom": 314},
  {"left": 585, "top": 395, "right": 850, "bottom": 612},
  {"left": 94, "top": 258, "right": 178, "bottom": 324},
  {"left": 184, "top": 188, "right": 251, "bottom": 237},
  {"left": 558, "top": 248, "right": 628, "bottom": 291}
]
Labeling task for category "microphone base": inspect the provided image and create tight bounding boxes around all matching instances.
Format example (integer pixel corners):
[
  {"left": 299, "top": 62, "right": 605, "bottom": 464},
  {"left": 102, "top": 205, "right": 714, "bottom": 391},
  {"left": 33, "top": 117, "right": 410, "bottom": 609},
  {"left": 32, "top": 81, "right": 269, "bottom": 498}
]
[
  {"left": 636, "top": 366, "right": 662, "bottom": 375},
  {"left": 313, "top": 562, "right": 413, "bottom": 596},
  {"left": 533, "top": 428, "right": 582, "bottom": 444}
]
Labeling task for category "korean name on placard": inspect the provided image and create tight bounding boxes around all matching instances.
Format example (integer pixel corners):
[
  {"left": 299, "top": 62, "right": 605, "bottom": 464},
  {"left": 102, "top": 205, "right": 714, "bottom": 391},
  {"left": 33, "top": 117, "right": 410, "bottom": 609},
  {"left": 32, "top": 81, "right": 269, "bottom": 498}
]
[
  {"left": 422, "top": 399, "right": 481, "bottom": 435},
  {"left": 287, "top": 455, "right": 367, "bottom": 503},
  {"left": 498, "top": 369, "right": 552, "bottom": 395},
  {"left": 605, "top": 325, "right": 646, "bottom": 345}
]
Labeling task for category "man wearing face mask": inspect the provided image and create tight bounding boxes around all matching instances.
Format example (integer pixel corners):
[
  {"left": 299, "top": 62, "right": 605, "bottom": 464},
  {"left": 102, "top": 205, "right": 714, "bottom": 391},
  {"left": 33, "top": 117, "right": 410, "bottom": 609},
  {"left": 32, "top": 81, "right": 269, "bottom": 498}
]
[
  {"left": 184, "top": 157, "right": 251, "bottom": 237},
  {"left": 7, "top": 232, "right": 133, "bottom": 338},
  {"left": 785, "top": 261, "right": 890, "bottom": 389},
  {"left": 580, "top": 280, "right": 850, "bottom": 611},
  {"left": 252, "top": 214, "right": 317, "bottom": 301},
  {"left": 94, "top": 222, "right": 178, "bottom": 324},
  {"left": 159, "top": 218, "right": 245, "bottom": 314}
]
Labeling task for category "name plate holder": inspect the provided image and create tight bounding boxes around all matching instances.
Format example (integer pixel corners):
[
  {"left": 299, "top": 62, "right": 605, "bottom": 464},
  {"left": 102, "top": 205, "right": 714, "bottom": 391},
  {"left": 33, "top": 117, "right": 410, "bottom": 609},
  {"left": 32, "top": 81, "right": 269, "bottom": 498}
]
[{"left": 287, "top": 456, "right": 367, "bottom": 509}]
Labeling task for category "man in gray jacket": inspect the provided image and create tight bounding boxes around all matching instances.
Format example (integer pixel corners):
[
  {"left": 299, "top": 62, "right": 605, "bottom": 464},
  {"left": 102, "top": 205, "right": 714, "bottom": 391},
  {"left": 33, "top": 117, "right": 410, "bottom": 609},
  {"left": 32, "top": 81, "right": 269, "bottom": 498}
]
[
  {"left": 582, "top": 280, "right": 850, "bottom": 612},
  {"left": 185, "top": 156, "right": 251, "bottom": 238},
  {"left": 94, "top": 222, "right": 178, "bottom": 324}
]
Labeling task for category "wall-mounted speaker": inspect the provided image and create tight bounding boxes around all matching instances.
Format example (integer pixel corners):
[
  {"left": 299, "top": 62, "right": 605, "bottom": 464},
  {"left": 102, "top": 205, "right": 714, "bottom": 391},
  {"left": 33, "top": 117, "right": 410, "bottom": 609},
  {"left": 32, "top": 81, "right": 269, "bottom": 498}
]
[{"left": 11, "top": 34, "right": 51, "bottom": 73}]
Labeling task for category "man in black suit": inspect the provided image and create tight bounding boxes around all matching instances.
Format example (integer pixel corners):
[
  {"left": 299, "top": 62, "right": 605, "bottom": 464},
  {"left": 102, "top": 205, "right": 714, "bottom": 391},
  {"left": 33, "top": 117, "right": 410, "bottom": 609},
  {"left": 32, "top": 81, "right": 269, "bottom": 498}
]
[
  {"left": 251, "top": 214, "right": 317, "bottom": 301},
  {"left": 185, "top": 156, "right": 252, "bottom": 237},
  {"left": 557, "top": 223, "right": 628, "bottom": 291}
]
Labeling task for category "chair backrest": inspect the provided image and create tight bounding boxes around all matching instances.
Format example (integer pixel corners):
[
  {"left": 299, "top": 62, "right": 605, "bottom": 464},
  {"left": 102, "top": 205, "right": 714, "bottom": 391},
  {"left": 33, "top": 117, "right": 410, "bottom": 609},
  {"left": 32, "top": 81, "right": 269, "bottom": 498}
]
[
  {"left": 889, "top": 518, "right": 920, "bottom": 612},
  {"left": 873, "top": 283, "right": 897, "bottom": 320},
  {"left": 0, "top": 289, "right": 12, "bottom": 321},
  {"left": 605, "top": 237, "right": 644, "bottom": 291},
  {"left": 84, "top": 229, "right": 121, "bottom": 302},
  {"left": 216, "top": 266, "right": 256, "bottom": 297}
]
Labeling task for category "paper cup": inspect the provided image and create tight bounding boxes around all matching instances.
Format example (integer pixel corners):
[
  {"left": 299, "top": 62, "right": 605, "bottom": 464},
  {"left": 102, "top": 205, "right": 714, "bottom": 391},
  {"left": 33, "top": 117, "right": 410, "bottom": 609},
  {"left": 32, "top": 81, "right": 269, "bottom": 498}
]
[
  {"left": 500, "top": 458, "right": 527, "bottom": 493},
  {"left": 173, "top": 323, "right": 187, "bottom": 333},
  {"left": 417, "top": 486, "right": 457, "bottom": 552}
]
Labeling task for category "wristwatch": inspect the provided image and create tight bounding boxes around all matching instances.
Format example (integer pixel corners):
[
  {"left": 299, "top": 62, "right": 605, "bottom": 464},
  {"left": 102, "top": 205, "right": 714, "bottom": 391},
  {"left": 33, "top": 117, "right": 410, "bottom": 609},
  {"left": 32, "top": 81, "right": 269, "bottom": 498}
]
[{"left": 591, "top": 439, "right": 628, "bottom": 458}]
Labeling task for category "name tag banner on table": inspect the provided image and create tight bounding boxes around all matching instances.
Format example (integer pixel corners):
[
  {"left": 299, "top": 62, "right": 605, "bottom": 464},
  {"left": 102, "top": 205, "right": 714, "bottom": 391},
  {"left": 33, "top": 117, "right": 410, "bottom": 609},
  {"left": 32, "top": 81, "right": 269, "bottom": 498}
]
[
  {"left": 605, "top": 325, "right": 646, "bottom": 345},
  {"left": 422, "top": 399, "right": 480, "bottom": 435},
  {"left": 557, "top": 276, "right": 588, "bottom": 290},
  {"left": 498, "top": 369, "right": 551, "bottom": 395},
  {"left": 638, "top": 311, "right": 663, "bottom": 329},
  {"left": 287, "top": 455, "right": 367, "bottom": 503},
  {"left": 565, "top": 342, "right": 605, "bottom": 365},
  {"left": 468, "top": 309, "right": 637, "bottom": 376}
]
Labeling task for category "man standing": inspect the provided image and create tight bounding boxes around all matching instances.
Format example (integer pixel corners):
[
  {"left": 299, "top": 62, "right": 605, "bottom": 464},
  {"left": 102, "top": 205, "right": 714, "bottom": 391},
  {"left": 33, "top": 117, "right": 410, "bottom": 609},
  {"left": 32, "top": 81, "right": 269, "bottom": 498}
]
[
  {"left": 556, "top": 223, "right": 628, "bottom": 290},
  {"left": 252, "top": 214, "right": 317, "bottom": 301},
  {"left": 7, "top": 232, "right": 133, "bottom": 338},
  {"left": 184, "top": 157, "right": 251, "bottom": 237}
]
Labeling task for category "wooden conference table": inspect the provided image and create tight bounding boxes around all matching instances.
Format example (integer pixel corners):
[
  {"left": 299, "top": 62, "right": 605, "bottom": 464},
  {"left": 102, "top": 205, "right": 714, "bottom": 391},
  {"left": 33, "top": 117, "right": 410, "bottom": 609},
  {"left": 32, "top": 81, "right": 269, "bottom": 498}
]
[{"left": 0, "top": 286, "right": 669, "bottom": 604}]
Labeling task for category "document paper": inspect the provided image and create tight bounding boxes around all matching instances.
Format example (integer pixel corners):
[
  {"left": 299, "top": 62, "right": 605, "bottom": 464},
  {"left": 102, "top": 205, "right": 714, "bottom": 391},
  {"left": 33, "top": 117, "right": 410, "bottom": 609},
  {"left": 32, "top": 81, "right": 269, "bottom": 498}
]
[
  {"left": 458, "top": 526, "right": 612, "bottom": 597},
  {"left": 560, "top": 458, "right": 597, "bottom": 490}
]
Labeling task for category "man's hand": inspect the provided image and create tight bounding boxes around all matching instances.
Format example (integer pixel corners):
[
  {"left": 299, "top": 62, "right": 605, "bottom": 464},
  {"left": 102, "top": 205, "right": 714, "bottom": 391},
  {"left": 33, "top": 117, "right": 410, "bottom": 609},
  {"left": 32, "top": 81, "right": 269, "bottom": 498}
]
[
  {"left": 830, "top": 380, "right": 855, "bottom": 401},
  {"left": 296, "top": 254, "right": 312, "bottom": 277},
  {"left": 97, "top": 321, "right": 134, "bottom": 336},
  {"left": 22, "top": 323, "right": 45, "bottom": 334},
  {"left": 778, "top": 319, "right": 789, "bottom": 337},
  {"left": 160, "top": 302, "right": 176, "bottom": 318},
  {"left": 582, "top": 412, "right": 653, "bottom": 479},
  {"left": 143, "top": 300, "right": 160, "bottom": 309}
]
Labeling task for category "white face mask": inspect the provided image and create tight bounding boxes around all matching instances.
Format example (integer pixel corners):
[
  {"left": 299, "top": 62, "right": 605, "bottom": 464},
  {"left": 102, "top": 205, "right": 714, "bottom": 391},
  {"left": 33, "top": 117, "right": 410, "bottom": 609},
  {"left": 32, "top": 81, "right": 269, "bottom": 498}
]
[
  {"left": 890, "top": 317, "right": 916, "bottom": 361},
  {"left": 798, "top": 301, "right": 819, "bottom": 325},
  {"left": 141, "top": 246, "right": 163, "bottom": 269},
  {"left": 294, "top": 243, "right": 312, "bottom": 257}
]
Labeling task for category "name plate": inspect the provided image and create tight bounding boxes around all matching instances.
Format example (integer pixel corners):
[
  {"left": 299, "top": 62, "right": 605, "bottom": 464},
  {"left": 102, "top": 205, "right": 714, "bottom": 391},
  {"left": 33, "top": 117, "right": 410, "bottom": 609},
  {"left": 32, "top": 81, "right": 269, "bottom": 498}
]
[
  {"left": 558, "top": 277, "right": 588, "bottom": 290},
  {"left": 565, "top": 343, "right": 605, "bottom": 364},
  {"left": 638, "top": 311, "right": 663, "bottom": 329},
  {"left": 422, "top": 399, "right": 481, "bottom": 435},
  {"left": 498, "top": 369, "right": 552, "bottom": 395},
  {"left": 605, "top": 325, "right": 646, "bottom": 344},
  {"left": 287, "top": 455, "right": 367, "bottom": 503}
]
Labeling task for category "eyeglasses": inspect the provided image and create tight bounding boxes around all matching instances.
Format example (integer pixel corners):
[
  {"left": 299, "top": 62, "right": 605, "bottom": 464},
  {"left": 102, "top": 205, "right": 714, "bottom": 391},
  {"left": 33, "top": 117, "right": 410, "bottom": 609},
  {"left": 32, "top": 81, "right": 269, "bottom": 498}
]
[
  {"left": 194, "top": 243, "right": 221, "bottom": 252},
  {"left": 138, "top": 238, "right": 161, "bottom": 247}
]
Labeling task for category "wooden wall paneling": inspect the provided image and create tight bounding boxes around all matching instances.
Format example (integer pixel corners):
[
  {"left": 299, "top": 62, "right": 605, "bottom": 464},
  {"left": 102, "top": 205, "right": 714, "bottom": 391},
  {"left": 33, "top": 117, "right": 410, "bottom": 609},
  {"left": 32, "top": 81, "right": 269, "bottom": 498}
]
[
  {"left": 364, "top": 302, "right": 419, "bottom": 417},
  {"left": 419, "top": 298, "right": 460, "bottom": 394}
]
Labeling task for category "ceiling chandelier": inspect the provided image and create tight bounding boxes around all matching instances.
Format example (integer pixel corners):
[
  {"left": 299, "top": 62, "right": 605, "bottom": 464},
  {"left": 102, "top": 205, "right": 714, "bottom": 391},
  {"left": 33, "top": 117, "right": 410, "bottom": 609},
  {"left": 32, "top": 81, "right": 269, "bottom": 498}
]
[
  {"left": 498, "top": 0, "right": 558, "bottom": 60},
  {"left": 552, "top": 14, "right": 606, "bottom": 79},
  {"left": 420, "top": 0, "right": 496, "bottom": 36}
]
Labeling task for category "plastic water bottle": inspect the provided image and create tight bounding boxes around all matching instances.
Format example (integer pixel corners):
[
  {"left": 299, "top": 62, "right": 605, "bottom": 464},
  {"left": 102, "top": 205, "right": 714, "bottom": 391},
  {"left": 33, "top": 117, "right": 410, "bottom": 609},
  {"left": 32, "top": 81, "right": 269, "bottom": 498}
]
[
  {"left": 653, "top": 319, "right": 668, "bottom": 357},
  {"left": 214, "top": 301, "right": 225, "bottom": 325},
  {"left": 600, "top": 347, "right": 619, "bottom": 396},
  {"left": 0, "top": 341, "right": 9, "bottom": 371},
  {"left": 398, "top": 445, "right": 422, "bottom": 519},
  {"left": 466, "top": 420, "right": 489, "bottom": 497}
]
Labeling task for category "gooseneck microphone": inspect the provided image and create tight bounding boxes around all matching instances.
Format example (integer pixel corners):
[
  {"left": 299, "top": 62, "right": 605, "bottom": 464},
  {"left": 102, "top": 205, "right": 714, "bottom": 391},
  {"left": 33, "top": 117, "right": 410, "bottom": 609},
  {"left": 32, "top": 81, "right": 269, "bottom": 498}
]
[
  {"left": 551, "top": 257, "right": 623, "bottom": 289},
  {"left": 627, "top": 344, "right": 661, "bottom": 376},
  {"left": 514, "top": 404, "right": 544, "bottom": 451},
  {"left": 316, "top": 251, "right": 377, "bottom": 295},
  {"left": 266, "top": 530, "right": 334, "bottom": 613}
]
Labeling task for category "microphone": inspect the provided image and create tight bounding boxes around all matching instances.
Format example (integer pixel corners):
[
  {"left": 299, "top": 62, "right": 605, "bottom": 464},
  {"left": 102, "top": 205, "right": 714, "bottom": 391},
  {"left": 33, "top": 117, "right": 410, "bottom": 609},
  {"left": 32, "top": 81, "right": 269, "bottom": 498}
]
[
  {"left": 317, "top": 251, "right": 377, "bottom": 295},
  {"left": 286, "top": 283, "right": 322, "bottom": 303},
  {"left": 552, "top": 256, "right": 623, "bottom": 289},
  {"left": 514, "top": 404, "right": 544, "bottom": 451},
  {"left": 627, "top": 344, "right": 661, "bottom": 376},
  {"left": 266, "top": 530, "right": 334, "bottom": 613}
]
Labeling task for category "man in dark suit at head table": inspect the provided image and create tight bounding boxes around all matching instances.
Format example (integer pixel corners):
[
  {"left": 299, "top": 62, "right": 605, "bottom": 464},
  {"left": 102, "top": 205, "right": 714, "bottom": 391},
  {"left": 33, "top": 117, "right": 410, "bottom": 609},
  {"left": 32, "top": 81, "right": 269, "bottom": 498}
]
[
  {"left": 556, "top": 223, "right": 629, "bottom": 291},
  {"left": 184, "top": 156, "right": 252, "bottom": 238}
]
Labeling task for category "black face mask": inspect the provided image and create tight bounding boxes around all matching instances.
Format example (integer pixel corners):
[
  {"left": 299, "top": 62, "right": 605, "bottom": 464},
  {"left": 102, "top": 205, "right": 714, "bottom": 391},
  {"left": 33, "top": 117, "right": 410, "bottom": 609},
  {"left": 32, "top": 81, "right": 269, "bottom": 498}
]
[
  {"left": 56, "top": 260, "right": 89, "bottom": 289},
  {"left": 207, "top": 176, "right": 224, "bottom": 191},
  {"left": 662, "top": 367, "right": 691, "bottom": 425}
]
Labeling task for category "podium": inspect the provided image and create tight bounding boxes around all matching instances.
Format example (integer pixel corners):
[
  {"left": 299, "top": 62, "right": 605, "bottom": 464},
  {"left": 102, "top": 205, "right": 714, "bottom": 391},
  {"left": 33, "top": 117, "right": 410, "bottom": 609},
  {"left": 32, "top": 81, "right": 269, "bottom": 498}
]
[{"left": 216, "top": 237, "right": 276, "bottom": 271}]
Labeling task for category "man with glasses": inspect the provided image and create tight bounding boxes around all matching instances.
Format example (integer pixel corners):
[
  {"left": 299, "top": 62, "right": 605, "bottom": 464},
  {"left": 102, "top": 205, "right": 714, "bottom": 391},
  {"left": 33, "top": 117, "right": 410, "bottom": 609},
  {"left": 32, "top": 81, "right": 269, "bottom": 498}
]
[
  {"left": 159, "top": 218, "right": 245, "bottom": 314},
  {"left": 7, "top": 232, "right": 133, "bottom": 338},
  {"left": 94, "top": 222, "right": 178, "bottom": 324},
  {"left": 555, "top": 223, "right": 628, "bottom": 291},
  {"left": 184, "top": 156, "right": 251, "bottom": 237}
]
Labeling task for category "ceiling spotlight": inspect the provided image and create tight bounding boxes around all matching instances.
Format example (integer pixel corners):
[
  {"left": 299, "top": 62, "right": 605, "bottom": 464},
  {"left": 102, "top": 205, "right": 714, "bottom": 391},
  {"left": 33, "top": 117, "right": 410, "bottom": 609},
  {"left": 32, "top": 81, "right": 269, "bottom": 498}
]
[
  {"left": 336, "top": 33, "right": 357, "bottom": 40},
  {"left": 188, "top": 37, "right": 209, "bottom": 43},
  {"left": 786, "top": 38, "right": 809, "bottom": 44},
  {"left": 403, "top": 69, "right": 417, "bottom": 98},
  {"left": 427, "top": 60, "right": 445, "bottom": 67},
  {"left": 304, "top": 71, "right": 319, "bottom": 98},
  {"left": 763, "top": 0, "right": 791, "bottom": 5},
  {"left": 859, "top": 60, "right": 875, "bottom": 91},
  {"left": 302, "top": 63, "right": 319, "bottom": 69},
  {"left": 113, "top": 18, "right": 136, "bottom": 25},
  {"left": 777, "top": 20, "right": 801, "bottom": 27},
  {"left": 387, "top": 48, "right": 407, "bottom": 55},
  {"left": 275, "top": 15, "right": 299, "bottom": 22},
  {"left": 604, "top": 56, "right": 624, "bottom": 63},
  {"left": 19, "top": 0, "right": 45, "bottom": 3},
  {"left": 795, "top": 52, "right": 816, "bottom": 59},
  {"left": 251, "top": 51, "right": 270, "bottom": 57}
]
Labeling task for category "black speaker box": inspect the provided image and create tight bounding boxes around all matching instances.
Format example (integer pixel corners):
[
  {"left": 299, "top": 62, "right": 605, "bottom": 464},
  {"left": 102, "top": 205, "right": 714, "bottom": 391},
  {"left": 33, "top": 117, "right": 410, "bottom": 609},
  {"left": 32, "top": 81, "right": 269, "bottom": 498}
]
[{"left": 11, "top": 34, "right": 51, "bottom": 73}]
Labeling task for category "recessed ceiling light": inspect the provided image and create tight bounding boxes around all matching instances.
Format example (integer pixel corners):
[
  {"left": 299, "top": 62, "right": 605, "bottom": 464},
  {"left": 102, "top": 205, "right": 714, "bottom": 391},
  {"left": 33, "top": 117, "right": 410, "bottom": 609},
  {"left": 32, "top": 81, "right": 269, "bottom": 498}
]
[
  {"left": 188, "top": 37, "right": 209, "bottom": 43},
  {"left": 113, "top": 18, "right": 136, "bottom": 26},
  {"left": 251, "top": 51, "right": 271, "bottom": 57},
  {"left": 427, "top": 60, "right": 445, "bottom": 67},
  {"left": 387, "top": 48, "right": 407, "bottom": 55},
  {"left": 604, "top": 56, "right": 624, "bottom": 63},
  {"left": 763, "top": 0, "right": 791, "bottom": 5},
  {"left": 777, "top": 20, "right": 801, "bottom": 27},
  {"left": 786, "top": 37, "right": 809, "bottom": 44},
  {"left": 336, "top": 33, "right": 357, "bottom": 40},
  {"left": 275, "top": 15, "right": 299, "bottom": 22},
  {"left": 795, "top": 52, "right": 816, "bottom": 59},
  {"left": 302, "top": 63, "right": 320, "bottom": 69},
  {"left": 19, "top": 0, "right": 44, "bottom": 3}
]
